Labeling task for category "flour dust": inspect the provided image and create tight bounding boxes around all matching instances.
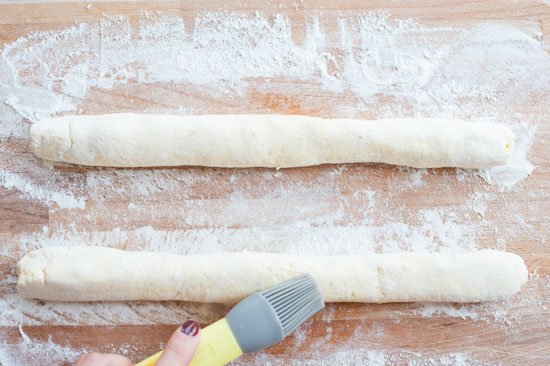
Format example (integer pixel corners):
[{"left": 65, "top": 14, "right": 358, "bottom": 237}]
[{"left": 0, "top": 10, "right": 548, "bottom": 366}]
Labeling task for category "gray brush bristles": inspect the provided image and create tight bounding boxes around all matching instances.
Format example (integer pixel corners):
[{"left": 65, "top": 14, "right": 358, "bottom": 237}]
[{"left": 260, "top": 274, "right": 325, "bottom": 337}]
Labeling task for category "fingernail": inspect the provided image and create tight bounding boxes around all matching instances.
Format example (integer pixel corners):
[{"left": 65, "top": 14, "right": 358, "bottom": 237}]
[{"left": 181, "top": 320, "right": 200, "bottom": 336}]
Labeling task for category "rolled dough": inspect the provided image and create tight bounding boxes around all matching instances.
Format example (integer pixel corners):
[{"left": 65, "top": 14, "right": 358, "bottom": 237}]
[
  {"left": 17, "top": 246, "right": 528, "bottom": 303},
  {"left": 30, "top": 114, "right": 514, "bottom": 169}
]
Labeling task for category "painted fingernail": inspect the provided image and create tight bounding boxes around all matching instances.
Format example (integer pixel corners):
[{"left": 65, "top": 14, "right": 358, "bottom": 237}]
[{"left": 181, "top": 320, "right": 200, "bottom": 336}]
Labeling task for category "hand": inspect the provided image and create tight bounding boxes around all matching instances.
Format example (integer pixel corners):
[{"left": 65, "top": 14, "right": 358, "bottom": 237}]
[{"left": 76, "top": 320, "right": 201, "bottom": 366}]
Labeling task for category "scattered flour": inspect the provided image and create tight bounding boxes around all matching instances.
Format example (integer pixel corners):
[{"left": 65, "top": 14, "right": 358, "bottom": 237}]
[
  {"left": 0, "top": 10, "right": 548, "bottom": 366},
  {"left": 0, "top": 333, "right": 83, "bottom": 365},
  {"left": 477, "top": 122, "right": 537, "bottom": 190},
  {"left": 5, "top": 207, "right": 479, "bottom": 259},
  {"left": 417, "top": 303, "right": 479, "bottom": 320},
  {"left": 236, "top": 349, "right": 490, "bottom": 366},
  {"left": 0, "top": 171, "right": 84, "bottom": 209}
]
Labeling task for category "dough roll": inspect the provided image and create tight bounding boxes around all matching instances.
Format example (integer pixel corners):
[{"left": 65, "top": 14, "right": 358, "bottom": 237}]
[
  {"left": 30, "top": 114, "right": 514, "bottom": 169},
  {"left": 17, "top": 246, "right": 528, "bottom": 303}
]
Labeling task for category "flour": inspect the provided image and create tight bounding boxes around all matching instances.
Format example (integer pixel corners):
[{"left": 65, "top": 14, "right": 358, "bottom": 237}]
[
  {"left": 0, "top": 170, "right": 84, "bottom": 209},
  {"left": 236, "top": 349, "right": 490, "bottom": 366},
  {"left": 466, "top": 192, "right": 489, "bottom": 217},
  {"left": 0, "top": 10, "right": 548, "bottom": 366},
  {"left": 4, "top": 207, "right": 479, "bottom": 259},
  {"left": 0, "top": 333, "right": 84, "bottom": 365},
  {"left": 477, "top": 122, "right": 536, "bottom": 190},
  {"left": 417, "top": 303, "right": 480, "bottom": 320}
]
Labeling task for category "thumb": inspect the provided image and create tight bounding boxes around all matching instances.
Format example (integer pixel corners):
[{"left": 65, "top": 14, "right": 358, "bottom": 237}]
[{"left": 155, "top": 320, "right": 201, "bottom": 366}]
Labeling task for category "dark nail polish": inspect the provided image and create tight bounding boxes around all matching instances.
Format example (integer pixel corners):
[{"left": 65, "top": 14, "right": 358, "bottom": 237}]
[{"left": 181, "top": 320, "right": 200, "bottom": 336}]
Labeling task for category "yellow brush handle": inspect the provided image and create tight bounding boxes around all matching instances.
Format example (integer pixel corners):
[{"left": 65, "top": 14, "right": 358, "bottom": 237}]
[{"left": 135, "top": 318, "right": 243, "bottom": 366}]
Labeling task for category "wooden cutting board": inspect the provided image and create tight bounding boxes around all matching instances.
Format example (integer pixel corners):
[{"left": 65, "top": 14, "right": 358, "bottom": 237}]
[{"left": 0, "top": 1, "right": 549, "bottom": 365}]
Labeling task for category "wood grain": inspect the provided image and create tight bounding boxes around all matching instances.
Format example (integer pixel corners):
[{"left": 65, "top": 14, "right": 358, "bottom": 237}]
[{"left": 0, "top": 1, "right": 549, "bottom": 365}]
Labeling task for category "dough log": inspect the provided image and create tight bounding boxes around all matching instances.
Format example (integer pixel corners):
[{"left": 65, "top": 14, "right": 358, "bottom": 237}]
[
  {"left": 17, "top": 246, "right": 528, "bottom": 303},
  {"left": 30, "top": 114, "right": 514, "bottom": 169}
]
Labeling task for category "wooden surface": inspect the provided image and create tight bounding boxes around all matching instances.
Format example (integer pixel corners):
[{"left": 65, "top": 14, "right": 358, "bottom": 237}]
[{"left": 0, "top": 1, "right": 549, "bottom": 365}]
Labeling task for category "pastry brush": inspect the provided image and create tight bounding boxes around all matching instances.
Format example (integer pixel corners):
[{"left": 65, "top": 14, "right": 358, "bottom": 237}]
[{"left": 135, "top": 274, "right": 325, "bottom": 366}]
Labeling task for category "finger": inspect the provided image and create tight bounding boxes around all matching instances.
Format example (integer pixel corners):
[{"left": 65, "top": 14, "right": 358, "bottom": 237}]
[
  {"left": 155, "top": 320, "right": 201, "bottom": 366},
  {"left": 76, "top": 352, "right": 133, "bottom": 366}
]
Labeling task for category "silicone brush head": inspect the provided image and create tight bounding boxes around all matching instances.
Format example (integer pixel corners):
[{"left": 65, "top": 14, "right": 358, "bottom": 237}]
[
  {"left": 226, "top": 274, "right": 325, "bottom": 353},
  {"left": 259, "top": 274, "right": 325, "bottom": 337}
]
